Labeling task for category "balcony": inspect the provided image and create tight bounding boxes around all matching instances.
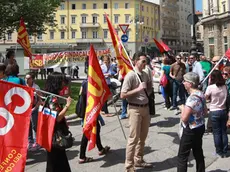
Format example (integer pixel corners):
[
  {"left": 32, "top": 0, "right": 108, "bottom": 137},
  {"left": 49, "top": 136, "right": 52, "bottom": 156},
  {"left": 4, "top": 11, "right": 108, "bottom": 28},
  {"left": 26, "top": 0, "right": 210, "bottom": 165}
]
[
  {"left": 79, "top": 23, "right": 100, "bottom": 28},
  {"left": 161, "top": 13, "right": 179, "bottom": 20},
  {"left": 161, "top": 34, "right": 179, "bottom": 40},
  {"left": 201, "top": 11, "right": 230, "bottom": 24},
  {"left": 161, "top": 3, "right": 179, "bottom": 10},
  {"left": 76, "top": 38, "right": 104, "bottom": 43}
]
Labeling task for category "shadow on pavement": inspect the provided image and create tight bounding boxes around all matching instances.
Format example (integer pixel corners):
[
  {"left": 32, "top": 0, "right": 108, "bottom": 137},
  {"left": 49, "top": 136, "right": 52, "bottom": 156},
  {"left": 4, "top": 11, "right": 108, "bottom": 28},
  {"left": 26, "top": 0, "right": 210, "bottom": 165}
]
[
  {"left": 150, "top": 114, "right": 161, "bottom": 118},
  {"left": 158, "top": 132, "right": 180, "bottom": 145},
  {"left": 68, "top": 119, "right": 82, "bottom": 126},
  {"left": 150, "top": 117, "right": 180, "bottom": 128},
  {"left": 26, "top": 149, "right": 79, "bottom": 165},
  {"left": 208, "top": 170, "right": 228, "bottom": 172},
  {"left": 97, "top": 146, "right": 155, "bottom": 168}
]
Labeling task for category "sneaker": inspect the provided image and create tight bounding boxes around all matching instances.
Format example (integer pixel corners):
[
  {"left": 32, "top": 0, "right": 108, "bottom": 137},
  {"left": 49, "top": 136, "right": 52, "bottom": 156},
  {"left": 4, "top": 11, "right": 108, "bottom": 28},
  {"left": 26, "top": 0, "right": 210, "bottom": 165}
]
[
  {"left": 119, "top": 116, "right": 127, "bottom": 120},
  {"left": 29, "top": 143, "right": 41, "bottom": 151},
  {"left": 134, "top": 160, "right": 153, "bottom": 168},
  {"left": 170, "top": 107, "right": 178, "bottom": 111},
  {"left": 212, "top": 152, "right": 223, "bottom": 158}
]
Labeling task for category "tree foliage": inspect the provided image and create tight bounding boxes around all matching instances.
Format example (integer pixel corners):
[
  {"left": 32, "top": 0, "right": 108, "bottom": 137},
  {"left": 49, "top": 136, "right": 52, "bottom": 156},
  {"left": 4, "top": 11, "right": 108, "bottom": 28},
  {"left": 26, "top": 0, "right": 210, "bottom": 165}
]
[{"left": 0, "top": 0, "right": 62, "bottom": 38}]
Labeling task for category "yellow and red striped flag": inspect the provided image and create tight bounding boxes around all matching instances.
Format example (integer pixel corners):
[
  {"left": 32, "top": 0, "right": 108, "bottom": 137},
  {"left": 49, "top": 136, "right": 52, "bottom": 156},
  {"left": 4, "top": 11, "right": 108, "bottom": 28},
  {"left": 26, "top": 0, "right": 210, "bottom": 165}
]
[
  {"left": 17, "top": 18, "right": 32, "bottom": 60},
  {"left": 83, "top": 45, "right": 111, "bottom": 151},
  {"left": 105, "top": 14, "right": 133, "bottom": 79}
]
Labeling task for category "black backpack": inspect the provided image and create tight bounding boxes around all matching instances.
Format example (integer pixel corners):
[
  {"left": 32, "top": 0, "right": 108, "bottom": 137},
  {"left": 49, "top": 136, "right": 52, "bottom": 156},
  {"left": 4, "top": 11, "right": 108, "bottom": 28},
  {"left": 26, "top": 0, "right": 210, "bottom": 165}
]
[{"left": 75, "top": 81, "right": 87, "bottom": 118}]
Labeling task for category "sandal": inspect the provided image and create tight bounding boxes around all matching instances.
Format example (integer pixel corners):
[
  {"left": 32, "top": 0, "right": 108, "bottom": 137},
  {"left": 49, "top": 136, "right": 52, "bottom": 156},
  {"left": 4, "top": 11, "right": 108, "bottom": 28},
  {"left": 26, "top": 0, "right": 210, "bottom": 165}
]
[
  {"left": 98, "top": 146, "right": 110, "bottom": 156},
  {"left": 78, "top": 157, "right": 93, "bottom": 164}
]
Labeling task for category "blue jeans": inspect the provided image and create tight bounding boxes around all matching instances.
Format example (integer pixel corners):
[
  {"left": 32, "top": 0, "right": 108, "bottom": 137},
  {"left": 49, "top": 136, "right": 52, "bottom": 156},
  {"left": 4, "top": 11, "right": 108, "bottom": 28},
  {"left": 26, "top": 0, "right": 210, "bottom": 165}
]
[
  {"left": 210, "top": 110, "right": 228, "bottom": 154},
  {"left": 120, "top": 99, "right": 128, "bottom": 118},
  {"left": 172, "top": 80, "right": 186, "bottom": 108}
]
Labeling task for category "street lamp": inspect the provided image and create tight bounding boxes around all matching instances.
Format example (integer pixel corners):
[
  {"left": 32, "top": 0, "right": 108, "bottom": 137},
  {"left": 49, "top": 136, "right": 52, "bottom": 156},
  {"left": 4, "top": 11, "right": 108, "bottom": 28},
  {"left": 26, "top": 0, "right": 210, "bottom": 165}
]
[
  {"left": 134, "top": 19, "right": 144, "bottom": 52},
  {"left": 190, "top": 0, "right": 197, "bottom": 57}
]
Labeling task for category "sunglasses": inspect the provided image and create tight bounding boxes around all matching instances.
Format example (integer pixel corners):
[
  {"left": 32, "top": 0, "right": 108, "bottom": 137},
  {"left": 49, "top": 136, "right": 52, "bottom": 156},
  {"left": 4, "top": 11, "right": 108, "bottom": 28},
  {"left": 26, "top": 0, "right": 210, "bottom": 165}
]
[
  {"left": 212, "top": 60, "right": 218, "bottom": 63},
  {"left": 141, "top": 60, "right": 146, "bottom": 64},
  {"left": 176, "top": 58, "right": 181, "bottom": 60}
]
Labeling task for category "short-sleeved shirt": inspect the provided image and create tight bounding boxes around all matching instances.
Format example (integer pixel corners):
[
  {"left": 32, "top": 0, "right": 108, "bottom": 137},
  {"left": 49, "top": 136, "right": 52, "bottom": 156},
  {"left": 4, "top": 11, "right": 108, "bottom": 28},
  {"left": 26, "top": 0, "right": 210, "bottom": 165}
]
[
  {"left": 3, "top": 76, "right": 26, "bottom": 85},
  {"left": 121, "top": 70, "right": 149, "bottom": 104},
  {"left": 162, "top": 65, "right": 171, "bottom": 80},
  {"left": 205, "top": 84, "right": 227, "bottom": 111},
  {"left": 185, "top": 91, "right": 205, "bottom": 129},
  {"left": 101, "top": 64, "right": 116, "bottom": 85},
  {"left": 200, "top": 61, "right": 212, "bottom": 77},
  {"left": 170, "top": 62, "right": 186, "bottom": 81}
]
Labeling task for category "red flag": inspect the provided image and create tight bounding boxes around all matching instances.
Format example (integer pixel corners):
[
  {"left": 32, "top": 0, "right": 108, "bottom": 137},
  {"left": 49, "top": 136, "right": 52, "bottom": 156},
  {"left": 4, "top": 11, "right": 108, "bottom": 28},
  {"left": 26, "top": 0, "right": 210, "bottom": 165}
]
[
  {"left": 105, "top": 14, "right": 133, "bottom": 79},
  {"left": 0, "top": 80, "right": 34, "bottom": 172},
  {"left": 225, "top": 48, "right": 230, "bottom": 60},
  {"left": 17, "top": 18, "right": 32, "bottom": 60},
  {"left": 83, "top": 45, "right": 111, "bottom": 151},
  {"left": 160, "top": 41, "right": 171, "bottom": 52},
  {"left": 36, "top": 106, "right": 57, "bottom": 152},
  {"left": 153, "top": 38, "right": 165, "bottom": 53}
]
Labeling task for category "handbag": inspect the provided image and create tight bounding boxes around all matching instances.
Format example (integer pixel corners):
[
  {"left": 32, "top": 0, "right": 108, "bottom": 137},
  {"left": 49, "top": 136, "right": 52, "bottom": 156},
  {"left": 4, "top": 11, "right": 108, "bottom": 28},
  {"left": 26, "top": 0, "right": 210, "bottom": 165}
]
[
  {"left": 160, "top": 74, "right": 168, "bottom": 87},
  {"left": 52, "top": 120, "right": 74, "bottom": 150}
]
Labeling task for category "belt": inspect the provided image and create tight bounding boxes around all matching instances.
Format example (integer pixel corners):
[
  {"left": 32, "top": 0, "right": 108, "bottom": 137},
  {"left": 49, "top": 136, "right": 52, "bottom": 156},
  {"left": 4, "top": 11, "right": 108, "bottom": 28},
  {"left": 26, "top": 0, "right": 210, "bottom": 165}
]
[{"left": 129, "top": 103, "right": 148, "bottom": 107}]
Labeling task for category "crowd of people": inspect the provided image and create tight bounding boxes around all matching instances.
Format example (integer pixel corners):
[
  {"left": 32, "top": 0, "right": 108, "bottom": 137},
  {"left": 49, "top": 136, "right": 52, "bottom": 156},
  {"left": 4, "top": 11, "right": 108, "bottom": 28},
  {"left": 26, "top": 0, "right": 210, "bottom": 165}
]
[{"left": 1, "top": 49, "right": 230, "bottom": 172}]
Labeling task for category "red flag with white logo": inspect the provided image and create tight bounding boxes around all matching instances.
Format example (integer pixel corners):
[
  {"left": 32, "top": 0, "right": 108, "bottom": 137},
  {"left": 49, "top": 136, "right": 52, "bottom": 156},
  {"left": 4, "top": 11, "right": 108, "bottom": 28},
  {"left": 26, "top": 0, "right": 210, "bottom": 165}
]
[
  {"left": 36, "top": 105, "right": 57, "bottom": 152},
  {"left": 0, "top": 80, "right": 34, "bottom": 172}
]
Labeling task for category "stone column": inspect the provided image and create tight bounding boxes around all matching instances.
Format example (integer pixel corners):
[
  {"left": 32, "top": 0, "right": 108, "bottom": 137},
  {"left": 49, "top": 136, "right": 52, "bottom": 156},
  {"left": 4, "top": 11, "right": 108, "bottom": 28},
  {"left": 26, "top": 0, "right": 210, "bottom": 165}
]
[{"left": 214, "top": 22, "right": 222, "bottom": 56}]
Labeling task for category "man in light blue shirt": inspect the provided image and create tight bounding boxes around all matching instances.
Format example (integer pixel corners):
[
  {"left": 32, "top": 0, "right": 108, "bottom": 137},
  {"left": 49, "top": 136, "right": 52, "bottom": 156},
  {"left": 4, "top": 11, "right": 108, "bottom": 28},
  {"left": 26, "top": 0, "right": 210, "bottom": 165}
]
[{"left": 188, "top": 55, "right": 204, "bottom": 82}]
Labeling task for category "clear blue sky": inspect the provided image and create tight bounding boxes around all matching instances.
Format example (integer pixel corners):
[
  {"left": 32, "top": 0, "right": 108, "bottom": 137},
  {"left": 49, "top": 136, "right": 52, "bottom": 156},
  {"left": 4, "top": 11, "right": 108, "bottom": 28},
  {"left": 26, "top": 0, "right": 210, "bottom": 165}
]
[{"left": 196, "top": 0, "right": 202, "bottom": 11}]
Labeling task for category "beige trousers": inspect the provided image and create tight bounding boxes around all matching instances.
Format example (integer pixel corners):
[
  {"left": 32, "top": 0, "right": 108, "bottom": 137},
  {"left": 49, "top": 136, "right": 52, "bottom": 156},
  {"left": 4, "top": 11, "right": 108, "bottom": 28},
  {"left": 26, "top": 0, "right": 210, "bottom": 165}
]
[{"left": 125, "top": 105, "right": 150, "bottom": 169}]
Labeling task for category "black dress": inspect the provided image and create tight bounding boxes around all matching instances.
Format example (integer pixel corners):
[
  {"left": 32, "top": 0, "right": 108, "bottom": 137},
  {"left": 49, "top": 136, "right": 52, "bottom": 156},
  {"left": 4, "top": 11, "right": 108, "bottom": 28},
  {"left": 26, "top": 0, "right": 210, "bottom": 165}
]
[
  {"left": 45, "top": 96, "right": 71, "bottom": 172},
  {"left": 46, "top": 119, "right": 71, "bottom": 172}
]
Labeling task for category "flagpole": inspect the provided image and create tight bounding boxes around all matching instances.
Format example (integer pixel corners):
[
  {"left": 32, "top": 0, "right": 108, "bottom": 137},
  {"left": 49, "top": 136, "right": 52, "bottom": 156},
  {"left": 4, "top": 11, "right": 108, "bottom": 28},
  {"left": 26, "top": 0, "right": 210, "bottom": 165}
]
[
  {"left": 201, "top": 55, "right": 225, "bottom": 84},
  {"left": 111, "top": 98, "right": 127, "bottom": 140},
  {"left": 35, "top": 88, "right": 76, "bottom": 102},
  {"left": 119, "top": 42, "right": 142, "bottom": 84}
]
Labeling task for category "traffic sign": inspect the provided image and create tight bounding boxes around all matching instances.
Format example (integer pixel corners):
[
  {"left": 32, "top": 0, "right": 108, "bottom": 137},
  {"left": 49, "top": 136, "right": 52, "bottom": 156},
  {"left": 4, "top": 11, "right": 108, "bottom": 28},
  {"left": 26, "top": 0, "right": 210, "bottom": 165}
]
[
  {"left": 121, "top": 34, "right": 128, "bottom": 43},
  {"left": 119, "top": 24, "right": 129, "bottom": 34}
]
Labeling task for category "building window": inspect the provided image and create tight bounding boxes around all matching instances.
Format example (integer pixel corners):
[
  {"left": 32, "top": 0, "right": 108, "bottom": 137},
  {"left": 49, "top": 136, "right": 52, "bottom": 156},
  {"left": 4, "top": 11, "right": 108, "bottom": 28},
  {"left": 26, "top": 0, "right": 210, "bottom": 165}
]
[
  {"left": 60, "top": 31, "right": 65, "bottom": 39},
  {"left": 72, "top": 4, "right": 76, "bottom": 9},
  {"left": 7, "top": 32, "right": 12, "bottom": 40},
  {"left": 60, "top": 16, "right": 65, "bottom": 24},
  {"left": 197, "top": 32, "right": 201, "bottom": 39},
  {"left": 125, "top": 3, "right": 129, "bottom": 9},
  {"left": 104, "top": 3, "right": 108, "bottom": 9},
  {"left": 93, "top": 16, "right": 97, "bottom": 24},
  {"left": 71, "top": 16, "right": 76, "bottom": 24},
  {"left": 114, "top": 15, "right": 119, "bottom": 23},
  {"left": 82, "top": 31, "right": 87, "bottom": 39},
  {"left": 60, "top": 3, "right": 64, "bottom": 10},
  {"left": 208, "top": 25, "right": 214, "bottom": 31},
  {"left": 223, "top": 22, "right": 227, "bottom": 29},
  {"left": 93, "top": 3, "right": 97, "bottom": 9},
  {"left": 223, "top": 4, "right": 226, "bottom": 12},
  {"left": 93, "top": 31, "right": 98, "bottom": 38},
  {"left": 82, "top": 16, "right": 86, "bottom": 23},
  {"left": 103, "top": 30, "right": 108, "bottom": 39},
  {"left": 114, "top": 3, "right": 118, "bottom": 9},
  {"left": 82, "top": 3, "right": 86, "bottom": 9},
  {"left": 125, "top": 15, "right": 129, "bottom": 23},
  {"left": 147, "top": 17, "right": 149, "bottom": 25},
  {"left": 50, "top": 31, "right": 54, "bottom": 40},
  {"left": 147, "top": 7, "right": 148, "bottom": 12},
  {"left": 115, "top": 29, "right": 119, "bottom": 35},
  {"left": 142, "top": 5, "right": 144, "bottom": 11},
  {"left": 72, "top": 31, "right": 75, "bottom": 39},
  {"left": 104, "top": 15, "right": 107, "bottom": 23},
  {"left": 37, "top": 33, "right": 42, "bottom": 40},
  {"left": 224, "top": 36, "right": 228, "bottom": 52}
]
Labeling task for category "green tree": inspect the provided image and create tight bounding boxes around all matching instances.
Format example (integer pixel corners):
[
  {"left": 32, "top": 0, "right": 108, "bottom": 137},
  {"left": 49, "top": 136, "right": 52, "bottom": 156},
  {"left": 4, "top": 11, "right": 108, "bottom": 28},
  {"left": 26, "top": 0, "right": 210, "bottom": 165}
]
[{"left": 0, "top": 0, "right": 62, "bottom": 39}]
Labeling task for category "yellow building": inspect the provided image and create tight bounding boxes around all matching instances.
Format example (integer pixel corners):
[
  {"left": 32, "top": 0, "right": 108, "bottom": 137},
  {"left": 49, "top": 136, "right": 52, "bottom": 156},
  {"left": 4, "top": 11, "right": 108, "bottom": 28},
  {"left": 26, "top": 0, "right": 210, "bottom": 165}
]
[{"left": 0, "top": 0, "right": 160, "bottom": 56}]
